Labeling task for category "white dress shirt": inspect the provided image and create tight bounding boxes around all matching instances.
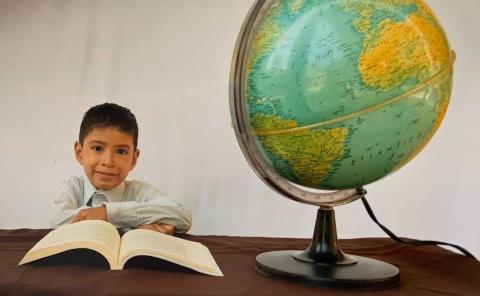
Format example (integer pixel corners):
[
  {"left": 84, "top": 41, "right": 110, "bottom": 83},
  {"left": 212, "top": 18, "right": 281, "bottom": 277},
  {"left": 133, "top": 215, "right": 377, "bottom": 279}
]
[{"left": 50, "top": 176, "right": 192, "bottom": 233}]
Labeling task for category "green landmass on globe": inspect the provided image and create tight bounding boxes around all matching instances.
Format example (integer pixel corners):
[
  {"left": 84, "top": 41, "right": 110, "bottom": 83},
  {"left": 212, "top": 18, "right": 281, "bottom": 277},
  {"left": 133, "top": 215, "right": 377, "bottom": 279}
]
[{"left": 245, "top": 0, "right": 453, "bottom": 190}]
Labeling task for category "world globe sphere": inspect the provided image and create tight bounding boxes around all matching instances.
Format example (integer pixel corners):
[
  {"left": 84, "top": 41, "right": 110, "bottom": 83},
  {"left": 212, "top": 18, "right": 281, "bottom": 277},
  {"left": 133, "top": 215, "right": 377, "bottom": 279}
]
[{"left": 234, "top": 0, "right": 454, "bottom": 191}]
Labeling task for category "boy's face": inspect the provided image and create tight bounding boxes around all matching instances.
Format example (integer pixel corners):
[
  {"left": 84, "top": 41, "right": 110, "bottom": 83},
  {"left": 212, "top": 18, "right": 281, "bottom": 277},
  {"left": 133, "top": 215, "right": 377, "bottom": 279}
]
[{"left": 75, "top": 127, "right": 139, "bottom": 190}]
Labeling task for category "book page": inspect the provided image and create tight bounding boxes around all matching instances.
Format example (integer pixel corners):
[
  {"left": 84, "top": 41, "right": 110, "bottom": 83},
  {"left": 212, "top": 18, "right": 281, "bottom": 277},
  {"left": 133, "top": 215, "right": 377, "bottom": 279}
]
[
  {"left": 118, "top": 229, "right": 223, "bottom": 276},
  {"left": 19, "top": 220, "right": 121, "bottom": 269}
]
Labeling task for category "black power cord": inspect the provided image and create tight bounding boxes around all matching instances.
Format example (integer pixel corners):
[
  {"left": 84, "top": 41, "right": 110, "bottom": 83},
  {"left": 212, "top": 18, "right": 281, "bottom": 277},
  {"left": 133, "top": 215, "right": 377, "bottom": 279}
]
[{"left": 361, "top": 196, "right": 477, "bottom": 260}]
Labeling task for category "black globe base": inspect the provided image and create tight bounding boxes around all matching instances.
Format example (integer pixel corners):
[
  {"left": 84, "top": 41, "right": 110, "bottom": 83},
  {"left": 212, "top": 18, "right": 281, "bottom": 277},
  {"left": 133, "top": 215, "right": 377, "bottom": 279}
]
[
  {"left": 254, "top": 206, "right": 400, "bottom": 289},
  {"left": 256, "top": 250, "right": 399, "bottom": 289}
]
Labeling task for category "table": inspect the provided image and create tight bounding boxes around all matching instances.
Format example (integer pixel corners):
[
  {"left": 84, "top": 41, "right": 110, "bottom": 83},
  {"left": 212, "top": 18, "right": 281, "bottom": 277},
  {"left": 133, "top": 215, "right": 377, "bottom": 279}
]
[{"left": 0, "top": 229, "right": 478, "bottom": 295}]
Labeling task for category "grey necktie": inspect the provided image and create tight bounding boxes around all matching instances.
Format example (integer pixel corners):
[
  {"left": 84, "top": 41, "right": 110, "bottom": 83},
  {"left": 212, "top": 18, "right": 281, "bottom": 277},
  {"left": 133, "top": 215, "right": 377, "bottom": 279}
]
[{"left": 87, "top": 192, "right": 108, "bottom": 207}]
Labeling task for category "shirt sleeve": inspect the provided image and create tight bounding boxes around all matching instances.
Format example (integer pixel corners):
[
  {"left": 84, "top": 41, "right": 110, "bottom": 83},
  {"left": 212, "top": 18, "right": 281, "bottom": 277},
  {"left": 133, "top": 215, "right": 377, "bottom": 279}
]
[
  {"left": 104, "top": 183, "right": 192, "bottom": 233},
  {"left": 50, "top": 178, "right": 90, "bottom": 228}
]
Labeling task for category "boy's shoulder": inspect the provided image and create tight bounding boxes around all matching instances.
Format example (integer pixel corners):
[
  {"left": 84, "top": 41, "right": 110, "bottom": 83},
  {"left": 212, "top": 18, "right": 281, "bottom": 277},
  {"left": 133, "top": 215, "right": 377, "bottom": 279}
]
[
  {"left": 64, "top": 175, "right": 85, "bottom": 183},
  {"left": 61, "top": 176, "right": 86, "bottom": 190},
  {"left": 125, "top": 179, "right": 165, "bottom": 196},
  {"left": 56, "top": 176, "right": 87, "bottom": 203}
]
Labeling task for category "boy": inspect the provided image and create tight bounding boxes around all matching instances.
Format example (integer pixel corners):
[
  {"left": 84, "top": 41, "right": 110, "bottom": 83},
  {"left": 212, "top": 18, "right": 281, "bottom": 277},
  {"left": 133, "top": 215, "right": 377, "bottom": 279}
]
[{"left": 51, "top": 103, "right": 191, "bottom": 234}]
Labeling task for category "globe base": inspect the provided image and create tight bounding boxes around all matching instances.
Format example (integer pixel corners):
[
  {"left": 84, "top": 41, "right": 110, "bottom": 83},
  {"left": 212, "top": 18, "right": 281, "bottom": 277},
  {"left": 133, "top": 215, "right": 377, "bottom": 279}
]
[
  {"left": 256, "top": 251, "right": 400, "bottom": 289},
  {"left": 254, "top": 206, "right": 400, "bottom": 289}
]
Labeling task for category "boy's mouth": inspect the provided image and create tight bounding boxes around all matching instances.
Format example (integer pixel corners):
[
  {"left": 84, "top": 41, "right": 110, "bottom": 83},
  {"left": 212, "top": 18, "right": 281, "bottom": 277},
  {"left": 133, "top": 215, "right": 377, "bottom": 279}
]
[{"left": 95, "top": 171, "right": 118, "bottom": 177}]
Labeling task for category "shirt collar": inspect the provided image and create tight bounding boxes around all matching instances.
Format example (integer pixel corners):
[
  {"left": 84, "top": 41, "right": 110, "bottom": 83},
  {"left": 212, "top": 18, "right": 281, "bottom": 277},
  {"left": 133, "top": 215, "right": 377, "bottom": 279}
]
[{"left": 82, "top": 176, "right": 127, "bottom": 205}]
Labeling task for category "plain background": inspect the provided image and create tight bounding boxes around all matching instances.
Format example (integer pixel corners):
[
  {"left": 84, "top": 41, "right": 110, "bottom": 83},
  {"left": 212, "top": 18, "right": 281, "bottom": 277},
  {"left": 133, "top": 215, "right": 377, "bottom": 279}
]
[{"left": 0, "top": 0, "right": 478, "bottom": 258}]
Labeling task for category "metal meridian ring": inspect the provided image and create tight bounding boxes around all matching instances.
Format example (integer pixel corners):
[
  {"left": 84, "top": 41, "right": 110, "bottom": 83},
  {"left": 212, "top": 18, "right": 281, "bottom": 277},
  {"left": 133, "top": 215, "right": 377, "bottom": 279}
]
[{"left": 229, "top": 0, "right": 365, "bottom": 206}]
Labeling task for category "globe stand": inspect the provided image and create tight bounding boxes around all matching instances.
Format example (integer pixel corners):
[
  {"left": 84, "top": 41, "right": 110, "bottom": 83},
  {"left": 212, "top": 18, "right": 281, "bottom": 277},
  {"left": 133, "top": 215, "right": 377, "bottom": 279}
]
[{"left": 255, "top": 207, "right": 400, "bottom": 289}]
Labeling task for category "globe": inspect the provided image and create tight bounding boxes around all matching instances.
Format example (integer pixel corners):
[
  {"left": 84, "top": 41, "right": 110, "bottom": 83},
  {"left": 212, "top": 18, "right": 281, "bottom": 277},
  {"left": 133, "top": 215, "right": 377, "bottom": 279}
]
[
  {"left": 235, "top": 0, "right": 453, "bottom": 191},
  {"left": 230, "top": 0, "right": 454, "bottom": 288}
]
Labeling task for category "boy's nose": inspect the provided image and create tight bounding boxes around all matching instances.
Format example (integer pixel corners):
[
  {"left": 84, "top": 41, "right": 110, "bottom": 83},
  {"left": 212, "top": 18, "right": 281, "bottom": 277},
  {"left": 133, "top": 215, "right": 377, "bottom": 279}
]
[{"left": 101, "top": 151, "right": 115, "bottom": 167}]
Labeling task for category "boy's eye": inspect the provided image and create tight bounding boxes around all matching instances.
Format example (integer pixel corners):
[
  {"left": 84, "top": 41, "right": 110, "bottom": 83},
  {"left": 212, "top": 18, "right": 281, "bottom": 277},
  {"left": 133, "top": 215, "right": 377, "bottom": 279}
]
[
  {"left": 91, "top": 146, "right": 103, "bottom": 152},
  {"left": 117, "top": 148, "right": 128, "bottom": 155}
]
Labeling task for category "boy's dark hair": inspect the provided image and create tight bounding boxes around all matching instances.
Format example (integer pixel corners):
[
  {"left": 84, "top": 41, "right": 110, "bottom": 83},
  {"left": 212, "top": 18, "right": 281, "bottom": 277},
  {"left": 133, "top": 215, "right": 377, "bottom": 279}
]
[{"left": 79, "top": 103, "right": 139, "bottom": 149}]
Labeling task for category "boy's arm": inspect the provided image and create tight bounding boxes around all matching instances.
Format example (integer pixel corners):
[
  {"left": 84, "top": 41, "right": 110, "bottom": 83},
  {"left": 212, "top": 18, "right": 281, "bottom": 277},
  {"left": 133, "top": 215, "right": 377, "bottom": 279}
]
[
  {"left": 105, "top": 200, "right": 192, "bottom": 233},
  {"left": 50, "top": 179, "right": 90, "bottom": 228},
  {"left": 103, "top": 186, "right": 192, "bottom": 233}
]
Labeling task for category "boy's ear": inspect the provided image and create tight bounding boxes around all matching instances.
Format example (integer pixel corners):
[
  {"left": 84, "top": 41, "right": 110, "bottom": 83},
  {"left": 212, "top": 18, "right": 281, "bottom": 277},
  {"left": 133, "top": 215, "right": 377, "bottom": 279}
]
[
  {"left": 74, "top": 141, "right": 84, "bottom": 165},
  {"left": 130, "top": 149, "right": 140, "bottom": 171}
]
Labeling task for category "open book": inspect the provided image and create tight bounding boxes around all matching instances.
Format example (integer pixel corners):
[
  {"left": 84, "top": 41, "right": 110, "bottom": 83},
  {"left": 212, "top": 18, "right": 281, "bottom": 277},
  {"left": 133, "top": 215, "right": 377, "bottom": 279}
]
[{"left": 18, "top": 220, "right": 223, "bottom": 276}]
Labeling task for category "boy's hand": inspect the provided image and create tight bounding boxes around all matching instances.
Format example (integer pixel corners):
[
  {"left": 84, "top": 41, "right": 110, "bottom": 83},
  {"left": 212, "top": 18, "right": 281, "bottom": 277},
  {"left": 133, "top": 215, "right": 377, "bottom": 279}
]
[
  {"left": 72, "top": 205, "right": 107, "bottom": 223},
  {"left": 137, "top": 223, "right": 175, "bottom": 235}
]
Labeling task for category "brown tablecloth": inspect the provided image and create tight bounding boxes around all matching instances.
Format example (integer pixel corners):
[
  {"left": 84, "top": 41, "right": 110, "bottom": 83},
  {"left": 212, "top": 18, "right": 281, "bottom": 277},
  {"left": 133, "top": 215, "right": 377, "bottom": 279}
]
[{"left": 0, "top": 229, "right": 478, "bottom": 295}]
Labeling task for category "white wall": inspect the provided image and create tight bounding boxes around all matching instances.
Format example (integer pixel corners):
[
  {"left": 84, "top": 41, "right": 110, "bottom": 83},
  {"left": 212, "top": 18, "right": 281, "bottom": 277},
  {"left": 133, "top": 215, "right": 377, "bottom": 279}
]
[{"left": 0, "top": 0, "right": 478, "bottom": 258}]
